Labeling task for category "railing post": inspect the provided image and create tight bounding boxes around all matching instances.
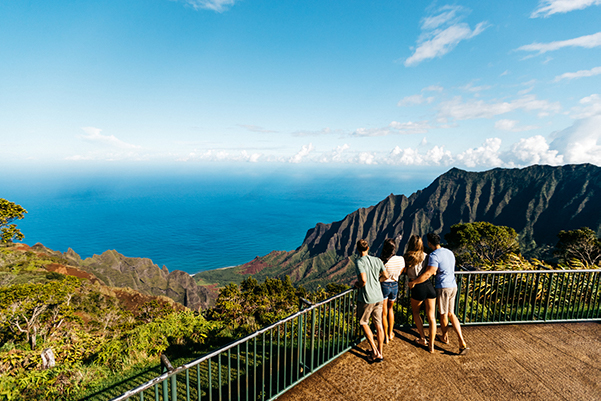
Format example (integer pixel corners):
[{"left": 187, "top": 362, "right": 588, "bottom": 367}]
[
  {"left": 455, "top": 273, "right": 462, "bottom": 322},
  {"left": 170, "top": 375, "right": 176, "bottom": 401},
  {"left": 543, "top": 272, "right": 554, "bottom": 322},
  {"left": 162, "top": 367, "right": 168, "bottom": 401}
]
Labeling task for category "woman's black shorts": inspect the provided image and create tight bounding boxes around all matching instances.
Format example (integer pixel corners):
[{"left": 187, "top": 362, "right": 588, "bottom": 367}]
[{"left": 411, "top": 280, "right": 436, "bottom": 301}]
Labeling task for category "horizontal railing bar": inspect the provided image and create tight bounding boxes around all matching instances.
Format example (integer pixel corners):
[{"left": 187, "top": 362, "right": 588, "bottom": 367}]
[{"left": 455, "top": 269, "right": 600, "bottom": 275}]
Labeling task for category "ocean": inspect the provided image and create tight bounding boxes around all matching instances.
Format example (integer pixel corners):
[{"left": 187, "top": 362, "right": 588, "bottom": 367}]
[{"left": 1, "top": 164, "right": 439, "bottom": 274}]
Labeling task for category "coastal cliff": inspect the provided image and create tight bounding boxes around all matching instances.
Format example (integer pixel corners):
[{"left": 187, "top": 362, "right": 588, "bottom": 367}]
[
  {"left": 30, "top": 244, "right": 211, "bottom": 310},
  {"left": 197, "top": 164, "right": 601, "bottom": 289}
]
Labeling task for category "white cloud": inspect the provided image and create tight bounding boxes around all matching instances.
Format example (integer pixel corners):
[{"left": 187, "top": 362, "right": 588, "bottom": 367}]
[
  {"left": 352, "top": 127, "right": 392, "bottom": 137},
  {"left": 505, "top": 136, "right": 563, "bottom": 166},
  {"left": 239, "top": 124, "right": 278, "bottom": 133},
  {"left": 353, "top": 121, "right": 432, "bottom": 136},
  {"left": 355, "top": 152, "right": 377, "bottom": 165},
  {"left": 570, "top": 94, "right": 601, "bottom": 119},
  {"left": 438, "top": 95, "right": 561, "bottom": 120},
  {"left": 398, "top": 94, "right": 434, "bottom": 106},
  {"left": 426, "top": 146, "right": 453, "bottom": 165},
  {"left": 455, "top": 138, "right": 503, "bottom": 168},
  {"left": 292, "top": 127, "right": 342, "bottom": 137},
  {"left": 495, "top": 119, "right": 539, "bottom": 132},
  {"left": 423, "top": 85, "right": 444, "bottom": 92},
  {"left": 550, "top": 116, "right": 601, "bottom": 164},
  {"left": 79, "top": 127, "right": 140, "bottom": 149},
  {"left": 517, "top": 32, "right": 601, "bottom": 55},
  {"left": 421, "top": 5, "right": 464, "bottom": 30},
  {"left": 554, "top": 66, "right": 601, "bottom": 82},
  {"left": 389, "top": 121, "right": 432, "bottom": 134},
  {"left": 404, "top": 5, "right": 488, "bottom": 67},
  {"left": 289, "top": 143, "right": 314, "bottom": 163},
  {"left": 460, "top": 82, "right": 492, "bottom": 92},
  {"left": 182, "top": 0, "right": 237, "bottom": 12},
  {"left": 176, "top": 149, "right": 264, "bottom": 163},
  {"left": 531, "top": 0, "right": 601, "bottom": 18},
  {"left": 389, "top": 147, "right": 426, "bottom": 165},
  {"left": 319, "top": 144, "right": 350, "bottom": 163},
  {"left": 405, "top": 22, "right": 488, "bottom": 67}
]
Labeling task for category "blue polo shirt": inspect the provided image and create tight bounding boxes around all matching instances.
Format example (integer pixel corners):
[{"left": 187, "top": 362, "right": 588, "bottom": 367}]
[{"left": 429, "top": 247, "right": 457, "bottom": 289}]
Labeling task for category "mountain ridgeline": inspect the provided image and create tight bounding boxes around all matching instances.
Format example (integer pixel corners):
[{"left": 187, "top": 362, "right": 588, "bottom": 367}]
[{"left": 197, "top": 164, "right": 601, "bottom": 289}]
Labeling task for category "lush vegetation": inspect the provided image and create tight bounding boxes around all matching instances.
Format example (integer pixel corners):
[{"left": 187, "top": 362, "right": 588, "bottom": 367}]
[
  {"left": 0, "top": 243, "right": 348, "bottom": 401},
  {"left": 0, "top": 199, "right": 27, "bottom": 244},
  {"left": 445, "top": 221, "right": 601, "bottom": 270}
]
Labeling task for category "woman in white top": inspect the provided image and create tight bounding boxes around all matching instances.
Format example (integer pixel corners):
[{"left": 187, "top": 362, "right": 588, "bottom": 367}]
[
  {"left": 404, "top": 234, "right": 437, "bottom": 353},
  {"left": 379, "top": 238, "right": 405, "bottom": 344}
]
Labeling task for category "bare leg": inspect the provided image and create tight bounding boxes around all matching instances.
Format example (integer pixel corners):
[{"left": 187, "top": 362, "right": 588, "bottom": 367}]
[
  {"left": 387, "top": 300, "right": 395, "bottom": 340},
  {"left": 448, "top": 312, "right": 467, "bottom": 349},
  {"left": 382, "top": 302, "right": 390, "bottom": 344},
  {"left": 410, "top": 298, "right": 427, "bottom": 343},
  {"left": 360, "top": 324, "right": 379, "bottom": 357},
  {"left": 375, "top": 322, "right": 385, "bottom": 358},
  {"left": 439, "top": 312, "right": 450, "bottom": 343},
  {"left": 425, "top": 298, "right": 437, "bottom": 353}
]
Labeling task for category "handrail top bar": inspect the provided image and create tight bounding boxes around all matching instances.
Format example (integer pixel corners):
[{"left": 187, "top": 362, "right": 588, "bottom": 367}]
[
  {"left": 111, "top": 288, "right": 356, "bottom": 401},
  {"left": 455, "top": 268, "right": 600, "bottom": 275}
]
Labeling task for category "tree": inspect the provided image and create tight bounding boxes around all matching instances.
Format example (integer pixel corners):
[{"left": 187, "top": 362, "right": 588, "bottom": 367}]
[
  {"left": 0, "top": 198, "right": 27, "bottom": 244},
  {"left": 555, "top": 227, "right": 601, "bottom": 267},
  {"left": 445, "top": 221, "right": 520, "bottom": 268}
]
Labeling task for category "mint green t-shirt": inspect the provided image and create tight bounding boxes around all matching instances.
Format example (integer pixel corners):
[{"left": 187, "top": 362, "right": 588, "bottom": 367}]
[{"left": 356, "top": 255, "right": 385, "bottom": 304}]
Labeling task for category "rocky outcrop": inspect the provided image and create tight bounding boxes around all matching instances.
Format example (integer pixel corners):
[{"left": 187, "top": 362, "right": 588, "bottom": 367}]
[
  {"left": 77, "top": 250, "right": 211, "bottom": 310},
  {"left": 29, "top": 243, "right": 211, "bottom": 310}
]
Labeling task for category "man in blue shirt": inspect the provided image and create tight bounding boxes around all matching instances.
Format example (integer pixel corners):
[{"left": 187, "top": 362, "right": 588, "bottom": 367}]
[
  {"left": 409, "top": 233, "right": 468, "bottom": 355},
  {"left": 354, "top": 239, "right": 389, "bottom": 362}
]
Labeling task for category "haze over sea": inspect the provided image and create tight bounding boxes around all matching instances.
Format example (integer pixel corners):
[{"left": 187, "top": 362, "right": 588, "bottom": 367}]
[{"left": 2, "top": 164, "right": 438, "bottom": 275}]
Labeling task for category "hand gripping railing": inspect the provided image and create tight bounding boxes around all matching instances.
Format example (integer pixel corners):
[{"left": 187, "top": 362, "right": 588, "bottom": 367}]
[{"left": 112, "top": 289, "right": 359, "bottom": 401}]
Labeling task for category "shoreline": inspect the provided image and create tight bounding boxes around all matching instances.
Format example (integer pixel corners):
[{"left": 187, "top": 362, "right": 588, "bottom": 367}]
[{"left": 194, "top": 265, "right": 237, "bottom": 276}]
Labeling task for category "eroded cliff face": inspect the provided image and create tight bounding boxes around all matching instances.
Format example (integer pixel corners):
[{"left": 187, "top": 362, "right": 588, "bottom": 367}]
[
  {"left": 223, "top": 164, "right": 601, "bottom": 289},
  {"left": 79, "top": 250, "right": 211, "bottom": 310},
  {"left": 32, "top": 244, "right": 211, "bottom": 310}
]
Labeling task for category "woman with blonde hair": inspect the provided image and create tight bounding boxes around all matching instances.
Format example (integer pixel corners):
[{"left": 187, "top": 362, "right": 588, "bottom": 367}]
[
  {"left": 404, "top": 234, "right": 437, "bottom": 353},
  {"left": 379, "top": 238, "right": 405, "bottom": 344}
]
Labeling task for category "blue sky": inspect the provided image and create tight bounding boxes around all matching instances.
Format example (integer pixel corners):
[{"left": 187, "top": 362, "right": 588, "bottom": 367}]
[{"left": 1, "top": 0, "right": 600, "bottom": 171}]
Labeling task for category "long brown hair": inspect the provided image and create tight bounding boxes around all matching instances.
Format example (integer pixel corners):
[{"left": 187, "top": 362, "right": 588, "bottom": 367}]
[
  {"left": 379, "top": 238, "right": 396, "bottom": 265},
  {"left": 404, "top": 234, "right": 425, "bottom": 267}
]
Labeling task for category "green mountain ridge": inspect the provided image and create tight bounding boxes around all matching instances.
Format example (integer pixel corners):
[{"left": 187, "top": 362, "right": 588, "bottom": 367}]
[
  {"left": 197, "top": 164, "right": 601, "bottom": 290},
  {"left": 28, "top": 243, "right": 212, "bottom": 310}
]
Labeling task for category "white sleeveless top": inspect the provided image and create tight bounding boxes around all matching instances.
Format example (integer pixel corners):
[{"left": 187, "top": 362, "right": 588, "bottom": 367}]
[{"left": 384, "top": 255, "right": 405, "bottom": 282}]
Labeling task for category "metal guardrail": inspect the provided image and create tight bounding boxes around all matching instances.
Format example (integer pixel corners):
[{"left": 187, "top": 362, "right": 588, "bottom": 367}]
[
  {"left": 393, "top": 269, "right": 601, "bottom": 325},
  {"left": 114, "top": 269, "right": 600, "bottom": 401},
  {"left": 112, "top": 289, "right": 359, "bottom": 401}
]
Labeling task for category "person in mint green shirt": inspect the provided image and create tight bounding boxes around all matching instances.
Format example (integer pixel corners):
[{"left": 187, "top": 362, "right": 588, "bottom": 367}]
[{"left": 354, "top": 239, "right": 389, "bottom": 362}]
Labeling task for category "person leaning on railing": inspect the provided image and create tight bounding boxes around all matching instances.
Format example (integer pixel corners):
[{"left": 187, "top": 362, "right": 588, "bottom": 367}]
[{"left": 354, "top": 239, "right": 389, "bottom": 362}]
